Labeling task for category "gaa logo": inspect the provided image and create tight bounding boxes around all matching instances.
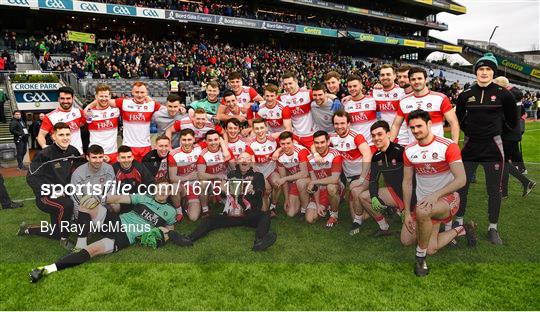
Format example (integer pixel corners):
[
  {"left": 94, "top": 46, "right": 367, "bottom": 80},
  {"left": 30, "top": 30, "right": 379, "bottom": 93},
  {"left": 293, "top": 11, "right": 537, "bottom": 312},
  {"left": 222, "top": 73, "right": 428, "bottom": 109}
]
[
  {"left": 45, "top": 0, "right": 66, "bottom": 9},
  {"left": 23, "top": 92, "right": 50, "bottom": 102},
  {"left": 112, "top": 5, "right": 131, "bottom": 15},
  {"left": 80, "top": 2, "right": 99, "bottom": 11},
  {"left": 142, "top": 9, "right": 159, "bottom": 17},
  {"left": 8, "top": 0, "right": 30, "bottom": 5}
]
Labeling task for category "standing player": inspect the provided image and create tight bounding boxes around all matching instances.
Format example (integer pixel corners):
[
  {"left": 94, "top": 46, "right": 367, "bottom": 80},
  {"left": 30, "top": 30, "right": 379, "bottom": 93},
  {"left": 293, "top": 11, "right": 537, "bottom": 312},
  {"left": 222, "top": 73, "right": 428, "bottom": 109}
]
[
  {"left": 224, "top": 118, "right": 249, "bottom": 158},
  {"left": 188, "top": 81, "right": 221, "bottom": 117},
  {"left": 324, "top": 71, "right": 348, "bottom": 100},
  {"left": 247, "top": 83, "right": 292, "bottom": 134},
  {"left": 169, "top": 129, "right": 203, "bottom": 221},
  {"left": 152, "top": 94, "right": 186, "bottom": 149},
  {"left": 37, "top": 86, "right": 86, "bottom": 154},
  {"left": 402, "top": 110, "right": 476, "bottom": 276},
  {"left": 390, "top": 67, "right": 460, "bottom": 144},
  {"left": 274, "top": 131, "right": 311, "bottom": 218},
  {"left": 221, "top": 71, "right": 263, "bottom": 114},
  {"left": 343, "top": 75, "right": 377, "bottom": 145},
  {"left": 397, "top": 65, "right": 413, "bottom": 95},
  {"left": 329, "top": 111, "right": 372, "bottom": 233},
  {"left": 86, "top": 84, "right": 120, "bottom": 163},
  {"left": 306, "top": 131, "right": 343, "bottom": 226},
  {"left": 197, "top": 130, "right": 233, "bottom": 217},
  {"left": 166, "top": 108, "right": 223, "bottom": 144},
  {"left": 455, "top": 53, "right": 518, "bottom": 244},
  {"left": 311, "top": 83, "right": 342, "bottom": 134},
  {"left": 142, "top": 135, "right": 171, "bottom": 182},
  {"left": 372, "top": 64, "right": 409, "bottom": 145}
]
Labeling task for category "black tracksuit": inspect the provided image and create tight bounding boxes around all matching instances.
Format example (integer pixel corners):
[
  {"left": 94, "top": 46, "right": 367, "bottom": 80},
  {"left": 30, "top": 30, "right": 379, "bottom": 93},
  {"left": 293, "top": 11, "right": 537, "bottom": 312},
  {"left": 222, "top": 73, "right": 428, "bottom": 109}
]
[{"left": 455, "top": 82, "right": 518, "bottom": 223}]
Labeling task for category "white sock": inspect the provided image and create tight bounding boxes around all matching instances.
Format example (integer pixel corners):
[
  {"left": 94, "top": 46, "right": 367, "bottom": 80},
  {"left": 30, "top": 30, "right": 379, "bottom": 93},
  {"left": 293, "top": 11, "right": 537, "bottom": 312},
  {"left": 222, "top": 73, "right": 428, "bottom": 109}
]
[
  {"left": 353, "top": 215, "right": 363, "bottom": 225},
  {"left": 75, "top": 237, "right": 87, "bottom": 249},
  {"left": 202, "top": 206, "right": 209, "bottom": 213},
  {"left": 300, "top": 206, "right": 306, "bottom": 214},
  {"left": 44, "top": 264, "right": 57, "bottom": 274},
  {"left": 488, "top": 223, "right": 498, "bottom": 230},
  {"left": 416, "top": 245, "right": 427, "bottom": 258},
  {"left": 330, "top": 211, "right": 338, "bottom": 218},
  {"left": 377, "top": 218, "right": 389, "bottom": 231},
  {"left": 269, "top": 203, "right": 276, "bottom": 211},
  {"left": 445, "top": 221, "right": 453, "bottom": 231},
  {"left": 455, "top": 217, "right": 464, "bottom": 226}
]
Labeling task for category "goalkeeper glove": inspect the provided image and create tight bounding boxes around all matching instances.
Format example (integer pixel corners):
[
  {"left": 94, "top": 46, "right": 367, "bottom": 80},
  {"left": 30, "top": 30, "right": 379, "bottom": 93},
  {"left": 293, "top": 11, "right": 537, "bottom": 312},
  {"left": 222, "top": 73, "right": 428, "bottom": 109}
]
[
  {"left": 250, "top": 101, "right": 260, "bottom": 113},
  {"left": 371, "top": 196, "right": 387, "bottom": 213}
]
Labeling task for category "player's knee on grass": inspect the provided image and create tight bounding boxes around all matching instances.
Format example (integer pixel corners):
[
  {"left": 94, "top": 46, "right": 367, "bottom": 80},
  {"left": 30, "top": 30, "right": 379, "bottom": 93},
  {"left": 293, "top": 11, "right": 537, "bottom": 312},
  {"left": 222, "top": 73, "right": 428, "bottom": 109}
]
[
  {"left": 305, "top": 210, "right": 318, "bottom": 224},
  {"left": 400, "top": 226, "right": 416, "bottom": 246}
]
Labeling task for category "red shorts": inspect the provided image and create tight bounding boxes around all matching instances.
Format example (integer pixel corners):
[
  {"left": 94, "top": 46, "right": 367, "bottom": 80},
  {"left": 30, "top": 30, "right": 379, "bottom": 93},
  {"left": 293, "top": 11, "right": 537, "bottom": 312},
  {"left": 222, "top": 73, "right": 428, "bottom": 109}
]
[
  {"left": 131, "top": 146, "right": 151, "bottom": 162},
  {"left": 387, "top": 186, "right": 404, "bottom": 211},
  {"left": 105, "top": 152, "right": 118, "bottom": 164},
  {"left": 289, "top": 182, "right": 299, "bottom": 196},
  {"left": 412, "top": 192, "right": 460, "bottom": 224},
  {"left": 182, "top": 182, "right": 200, "bottom": 202},
  {"left": 294, "top": 135, "right": 314, "bottom": 149}
]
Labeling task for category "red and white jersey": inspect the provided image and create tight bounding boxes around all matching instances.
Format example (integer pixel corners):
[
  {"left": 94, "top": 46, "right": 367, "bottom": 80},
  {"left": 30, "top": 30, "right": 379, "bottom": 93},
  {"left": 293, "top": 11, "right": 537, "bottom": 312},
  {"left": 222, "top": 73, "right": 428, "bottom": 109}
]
[
  {"left": 168, "top": 145, "right": 202, "bottom": 176},
  {"left": 227, "top": 136, "right": 249, "bottom": 158},
  {"left": 372, "top": 85, "right": 409, "bottom": 145},
  {"left": 307, "top": 148, "right": 343, "bottom": 179},
  {"left": 172, "top": 117, "right": 222, "bottom": 143},
  {"left": 245, "top": 135, "right": 278, "bottom": 178},
  {"left": 87, "top": 106, "right": 120, "bottom": 154},
  {"left": 247, "top": 101, "right": 291, "bottom": 134},
  {"left": 398, "top": 91, "right": 453, "bottom": 141},
  {"left": 41, "top": 106, "right": 86, "bottom": 153},
  {"left": 277, "top": 144, "right": 310, "bottom": 175},
  {"left": 278, "top": 88, "right": 315, "bottom": 137},
  {"left": 221, "top": 86, "right": 260, "bottom": 116},
  {"left": 115, "top": 98, "right": 161, "bottom": 147},
  {"left": 197, "top": 147, "right": 233, "bottom": 176},
  {"left": 404, "top": 136, "right": 462, "bottom": 201},
  {"left": 329, "top": 129, "right": 368, "bottom": 178},
  {"left": 343, "top": 95, "right": 377, "bottom": 145}
]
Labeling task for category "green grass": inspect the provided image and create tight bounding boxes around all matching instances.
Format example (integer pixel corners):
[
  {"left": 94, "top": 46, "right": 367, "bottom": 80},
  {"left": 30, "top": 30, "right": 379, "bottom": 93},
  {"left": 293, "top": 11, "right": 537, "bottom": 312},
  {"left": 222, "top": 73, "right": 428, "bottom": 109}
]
[{"left": 1, "top": 123, "right": 540, "bottom": 310}]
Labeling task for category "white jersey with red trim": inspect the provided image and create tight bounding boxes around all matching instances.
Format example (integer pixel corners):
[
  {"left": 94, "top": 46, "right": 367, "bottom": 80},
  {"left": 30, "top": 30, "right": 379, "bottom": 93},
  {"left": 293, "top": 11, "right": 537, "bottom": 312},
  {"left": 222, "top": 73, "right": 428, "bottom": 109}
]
[
  {"left": 173, "top": 117, "right": 221, "bottom": 143},
  {"left": 197, "top": 147, "right": 233, "bottom": 176},
  {"left": 398, "top": 91, "right": 453, "bottom": 140},
  {"left": 221, "top": 86, "right": 259, "bottom": 116},
  {"left": 329, "top": 129, "right": 367, "bottom": 178},
  {"left": 116, "top": 98, "right": 161, "bottom": 147},
  {"left": 227, "top": 137, "right": 249, "bottom": 158},
  {"left": 277, "top": 144, "right": 310, "bottom": 175},
  {"left": 246, "top": 135, "right": 278, "bottom": 178},
  {"left": 372, "top": 85, "right": 410, "bottom": 145},
  {"left": 279, "top": 88, "right": 315, "bottom": 137},
  {"left": 403, "top": 136, "right": 462, "bottom": 201},
  {"left": 88, "top": 106, "right": 120, "bottom": 154},
  {"left": 343, "top": 95, "right": 377, "bottom": 145},
  {"left": 307, "top": 148, "right": 343, "bottom": 179},
  {"left": 41, "top": 107, "right": 85, "bottom": 153},
  {"left": 248, "top": 101, "right": 291, "bottom": 134},
  {"left": 168, "top": 145, "right": 202, "bottom": 176}
]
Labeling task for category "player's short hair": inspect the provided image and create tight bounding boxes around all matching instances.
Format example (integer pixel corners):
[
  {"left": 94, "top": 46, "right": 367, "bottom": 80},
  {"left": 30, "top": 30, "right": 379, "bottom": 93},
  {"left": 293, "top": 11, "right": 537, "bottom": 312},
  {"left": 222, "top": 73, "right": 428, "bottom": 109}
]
[
  {"left": 155, "top": 134, "right": 170, "bottom": 143},
  {"left": 53, "top": 122, "right": 70, "bottom": 132},
  {"left": 346, "top": 74, "right": 362, "bottom": 84},
  {"left": 397, "top": 65, "right": 412, "bottom": 74},
  {"left": 194, "top": 108, "right": 206, "bottom": 115},
  {"left": 227, "top": 72, "right": 242, "bottom": 81},
  {"left": 207, "top": 80, "right": 219, "bottom": 89},
  {"left": 118, "top": 145, "right": 132, "bottom": 154},
  {"left": 370, "top": 120, "right": 390, "bottom": 133},
  {"left": 166, "top": 93, "right": 181, "bottom": 104},
  {"left": 180, "top": 128, "right": 195, "bottom": 138},
  {"left": 408, "top": 67, "right": 427, "bottom": 79},
  {"left": 132, "top": 81, "right": 147, "bottom": 88},
  {"left": 205, "top": 129, "right": 221, "bottom": 139},
  {"left": 87, "top": 144, "right": 104, "bottom": 155},
  {"left": 311, "top": 83, "right": 326, "bottom": 92},
  {"left": 223, "top": 90, "right": 235, "bottom": 99},
  {"left": 282, "top": 71, "right": 297, "bottom": 80},
  {"left": 252, "top": 118, "right": 266, "bottom": 126},
  {"left": 264, "top": 83, "right": 279, "bottom": 94},
  {"left": 407, "top": 109, "right": 431, "bottom": 124},
  {"left": 313, "top": 130, "right": 329, "bottom": 140},
  {"left": 225, "top": 118, "right": 241, "bottom": 128},
  {"left": 95, "top": 84, "right": 111, "bottom": 94},
  {"left": 332, "top": 110, "right": 351, "bottom": 123},
  {"left": 58, "top": 86, "right": 74, "bottom": 96},
  {"left": 324, "top": 71, "right": 341, "bottom": 81},
  {"left": 380, "top": 64, "right": 395, "bottom": 74},
  {"left": 278, "top": 131, "right": 294, "bottom": 141}
]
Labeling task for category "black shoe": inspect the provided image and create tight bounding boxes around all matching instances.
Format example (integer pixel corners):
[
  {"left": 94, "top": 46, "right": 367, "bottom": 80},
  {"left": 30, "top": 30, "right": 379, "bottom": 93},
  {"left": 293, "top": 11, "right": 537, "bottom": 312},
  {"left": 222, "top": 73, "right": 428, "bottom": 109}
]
[
  {"left": 3, "top": 201, "right": 23, "bottom": 209},
  {"left": 414, "top": 257, "right": 429, "bottom": 277},
  {"left": 60, "top": 238, "right": 75, "bottom": 251},
  {"left": 17, "top": 222, "right": 29, "bottom": 236},
  {"left": 523, "top": 181, "right": 536, "bottom": 197},
  {"left": 169, "top": 231, "right": 193, "bottom": 247},
  {"left": 373, "top": 228, "right": 392, "bottom": 237},
  {"left": 269, "top": 209, "right": 278, "bottom": 219},
  {"left": 296, "top": 212, "right": 305, "bottom": 222},
  {"left": 488, "top": 228, "right": 503, "bottom": 245},
  {"left": 29, "top": 267, "right": 46, "bottom": 283},
  {"left": 252, "top": 232, "right": 277, "bottom": 251},
  {"left": 463, "top": 221, "right": 477, "bottom": 247},
  {"left": 349, "top": 222, "right": 362, "bottom": 236}
]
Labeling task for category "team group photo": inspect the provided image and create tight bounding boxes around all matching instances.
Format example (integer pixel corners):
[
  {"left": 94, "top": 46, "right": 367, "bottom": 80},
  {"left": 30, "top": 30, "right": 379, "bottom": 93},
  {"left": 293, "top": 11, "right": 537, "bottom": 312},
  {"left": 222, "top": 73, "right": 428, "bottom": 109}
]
[{"left": 0, "top": 0, "right": 539, "bottom": 310}]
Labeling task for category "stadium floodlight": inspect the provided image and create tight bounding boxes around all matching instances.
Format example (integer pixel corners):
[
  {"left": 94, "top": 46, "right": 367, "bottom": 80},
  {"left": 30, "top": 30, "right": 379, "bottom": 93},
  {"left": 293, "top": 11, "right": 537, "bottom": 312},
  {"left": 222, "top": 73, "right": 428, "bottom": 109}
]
[{"left": 488, "top": 25, "right": 499, "bottom": 49}]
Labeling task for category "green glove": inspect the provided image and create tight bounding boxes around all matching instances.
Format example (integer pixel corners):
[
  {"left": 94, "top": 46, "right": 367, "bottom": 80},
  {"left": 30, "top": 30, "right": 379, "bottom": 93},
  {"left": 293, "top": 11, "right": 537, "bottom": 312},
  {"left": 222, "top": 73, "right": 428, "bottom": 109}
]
[
  {"left": 139, "top": 228, "right": 164, "bottom": 249},
  {"left": 371, "top": 196, "right": 387, "bottom": 213}
]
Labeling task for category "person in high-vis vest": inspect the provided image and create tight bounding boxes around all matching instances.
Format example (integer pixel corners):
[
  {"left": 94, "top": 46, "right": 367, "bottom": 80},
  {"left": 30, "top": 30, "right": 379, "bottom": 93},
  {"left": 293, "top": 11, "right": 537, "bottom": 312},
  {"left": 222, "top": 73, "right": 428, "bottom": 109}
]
[{"left": 170, "top": 78, "right": 179, "bottom": 95}]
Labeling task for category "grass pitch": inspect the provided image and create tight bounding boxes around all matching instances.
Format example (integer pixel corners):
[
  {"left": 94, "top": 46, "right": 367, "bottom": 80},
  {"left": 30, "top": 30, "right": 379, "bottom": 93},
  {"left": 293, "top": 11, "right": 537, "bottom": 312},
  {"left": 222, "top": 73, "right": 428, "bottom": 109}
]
[{"left": 1, "top": 123, "right": 539, "bottom": 310}]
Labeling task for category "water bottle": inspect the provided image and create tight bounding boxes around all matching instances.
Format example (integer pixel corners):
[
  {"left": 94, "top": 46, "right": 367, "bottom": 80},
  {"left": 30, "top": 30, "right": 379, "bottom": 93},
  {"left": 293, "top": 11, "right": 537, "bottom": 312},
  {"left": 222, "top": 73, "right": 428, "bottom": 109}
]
[{"left": 86, "top": 108, "right": 93, "bottom": 124}]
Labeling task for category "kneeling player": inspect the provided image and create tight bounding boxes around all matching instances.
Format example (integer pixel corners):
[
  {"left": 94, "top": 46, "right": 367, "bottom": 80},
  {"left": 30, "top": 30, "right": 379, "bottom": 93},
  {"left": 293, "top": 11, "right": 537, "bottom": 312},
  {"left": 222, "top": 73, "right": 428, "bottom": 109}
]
[
  {"left": 275, "top": 131, "right": 311, "bottom": 218},
  {"left": 306, "top": 131, "right": 343, "bottom": 225},
  {"left": 29, "top": 178, "right": 181, "bottom": 283},
  {"left": 402, "top": 110, "right": 477, "bottom": 276}
]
